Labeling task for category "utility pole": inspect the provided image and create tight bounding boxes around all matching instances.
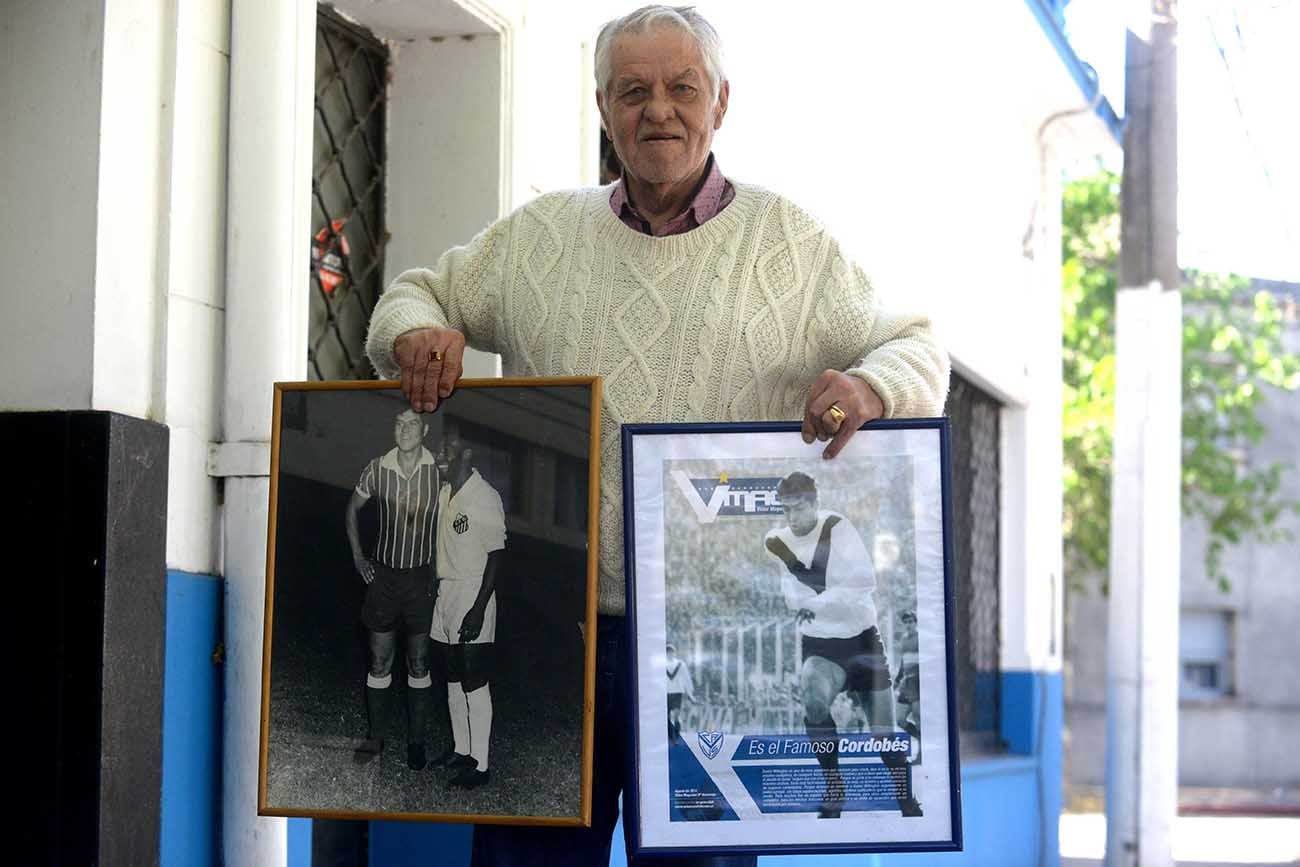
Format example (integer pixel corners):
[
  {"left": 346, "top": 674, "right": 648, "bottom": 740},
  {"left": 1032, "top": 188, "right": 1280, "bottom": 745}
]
[{"left": 1105, "top": 2, "right": 1180, "bottom": 866}]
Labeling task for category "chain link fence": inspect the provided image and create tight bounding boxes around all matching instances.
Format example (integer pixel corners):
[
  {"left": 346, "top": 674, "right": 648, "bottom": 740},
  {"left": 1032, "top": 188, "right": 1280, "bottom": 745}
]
[
  {"left": 309, "top": 6, "right": 389, "bottom": 381},
  {"left": 945, "top": 372, "right": 1002, "bottom": 746}
]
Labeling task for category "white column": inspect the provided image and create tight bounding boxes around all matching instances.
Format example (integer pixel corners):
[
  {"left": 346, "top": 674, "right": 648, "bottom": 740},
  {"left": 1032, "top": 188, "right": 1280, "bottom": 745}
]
[
  {"left": 221, "top": 1, "right": 314, "bottom": 864},
  {"left": 1105, "top": 284, "right": 1181, "bottom": 867}
]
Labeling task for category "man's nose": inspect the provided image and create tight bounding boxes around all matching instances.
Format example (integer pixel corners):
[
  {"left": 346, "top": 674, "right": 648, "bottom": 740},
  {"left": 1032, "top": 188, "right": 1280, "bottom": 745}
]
[{"left": 645, "top": 89, "right": 674, "bottom": 123}]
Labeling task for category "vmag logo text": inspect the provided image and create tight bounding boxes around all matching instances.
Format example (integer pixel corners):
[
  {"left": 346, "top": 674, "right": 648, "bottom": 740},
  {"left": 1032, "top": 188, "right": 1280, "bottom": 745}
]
[{"left": 671, "top": 471, "right": 784, "bottom": 523}]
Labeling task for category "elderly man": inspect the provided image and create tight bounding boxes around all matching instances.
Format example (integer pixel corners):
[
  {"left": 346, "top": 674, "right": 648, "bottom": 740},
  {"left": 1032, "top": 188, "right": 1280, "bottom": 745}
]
[{"left": 365, "top": 5, "right": 947, "bottom": 864}]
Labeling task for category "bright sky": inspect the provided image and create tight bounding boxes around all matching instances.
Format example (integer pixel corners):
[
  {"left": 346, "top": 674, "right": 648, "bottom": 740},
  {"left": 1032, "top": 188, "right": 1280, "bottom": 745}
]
[{"left": 1067, "top": 0, "right": 1300, "bottom": 282}]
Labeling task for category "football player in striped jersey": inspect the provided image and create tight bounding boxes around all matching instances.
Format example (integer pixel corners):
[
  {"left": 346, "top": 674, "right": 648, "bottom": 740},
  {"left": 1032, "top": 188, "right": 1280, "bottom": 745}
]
[{"left": 346, "top": 408, "right": 441, "bottom": 770}]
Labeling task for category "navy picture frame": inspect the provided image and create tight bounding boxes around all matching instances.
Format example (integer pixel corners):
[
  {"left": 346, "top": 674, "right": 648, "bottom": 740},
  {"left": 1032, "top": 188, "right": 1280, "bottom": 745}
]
[{"left": 621, "top": 418, "right": 962, "bottom": 857}]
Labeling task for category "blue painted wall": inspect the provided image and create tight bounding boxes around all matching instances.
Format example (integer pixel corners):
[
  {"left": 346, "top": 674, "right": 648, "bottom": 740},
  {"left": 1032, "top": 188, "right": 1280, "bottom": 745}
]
[
  {"left": 160, "top": 571, "right": 224, "bottom": 867},
  {"left": 287, "top": 818, "right": 313, "bottom": 867},
  {"left": 361, "top": 670, "right": 1062, "bottom": 867}
]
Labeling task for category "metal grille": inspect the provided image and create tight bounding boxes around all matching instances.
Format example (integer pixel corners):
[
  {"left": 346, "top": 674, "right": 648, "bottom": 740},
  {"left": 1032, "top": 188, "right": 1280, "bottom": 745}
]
[
  {"left": 944, "top": 372, "right": 1002, "bottom": 740},
  {"left": 309, "top": 6, "right": 389, "bottom": 380}
]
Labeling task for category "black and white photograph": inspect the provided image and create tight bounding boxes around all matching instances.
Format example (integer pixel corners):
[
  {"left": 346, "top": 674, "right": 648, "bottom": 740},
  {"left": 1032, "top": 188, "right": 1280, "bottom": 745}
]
[
  {"left": 259, "top": 378, "right": 600, "bottom": 824},
  {"left": 623, "top": 420, "right": 960, "bottom": 856}
]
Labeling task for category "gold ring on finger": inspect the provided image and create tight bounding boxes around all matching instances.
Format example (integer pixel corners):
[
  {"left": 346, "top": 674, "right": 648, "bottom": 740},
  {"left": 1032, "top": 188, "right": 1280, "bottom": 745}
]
[
  {"left": 827, "top": 403, "right": 847, "bottom": 426},
  {"left": 431, "top": 349, "right": 443, "bottom": 361}
]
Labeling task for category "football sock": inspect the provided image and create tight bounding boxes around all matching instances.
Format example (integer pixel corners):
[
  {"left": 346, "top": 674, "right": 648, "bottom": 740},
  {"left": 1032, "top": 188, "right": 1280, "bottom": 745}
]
[
  {"left": 447, "top": 681, "right": 470, "bottom": 757},
  {"left": 467, "top": 683, "right": 493, "bottom": 772},
  {"left": 879, "top": 733, "right": 921, "bottom": 815},
  {"left": 365, "top": 683, "right": 392, "bottom": 742},
  {"left": 408, "top": 674, "right": 431, "bottom": 747}
]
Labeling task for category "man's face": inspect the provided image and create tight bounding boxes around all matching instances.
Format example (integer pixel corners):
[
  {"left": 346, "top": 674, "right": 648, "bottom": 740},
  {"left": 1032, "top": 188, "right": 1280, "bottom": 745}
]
[
  {"left": 394, "top": 411, "right": 425, "bottom": 451},
  {"left": 597, "top": 26, "right": 728, "bottom": 190},
  {"left": 780, "top": 493, "right": 819, "bottom": 536},
  {"left": 435, "top": 432, "right": 453, "bottom": 472},
  {"left": 439, "top": 434, "right": 471, "bottom": 476}
]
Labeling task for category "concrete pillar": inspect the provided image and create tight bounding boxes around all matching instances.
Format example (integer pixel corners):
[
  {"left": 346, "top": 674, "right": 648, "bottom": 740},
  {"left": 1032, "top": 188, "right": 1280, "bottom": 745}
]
[
  {"left": 221, "top": 1, "right": 315, "bottom": 864},
  {"left": 1105, "top": 284, "right": 1181, "bottom": 867}
]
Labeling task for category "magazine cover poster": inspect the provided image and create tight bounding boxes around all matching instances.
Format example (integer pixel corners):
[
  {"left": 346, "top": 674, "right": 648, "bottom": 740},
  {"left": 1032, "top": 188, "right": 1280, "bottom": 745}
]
[{"left": 626, "top": 422, "right": 959, "bottom": 855}]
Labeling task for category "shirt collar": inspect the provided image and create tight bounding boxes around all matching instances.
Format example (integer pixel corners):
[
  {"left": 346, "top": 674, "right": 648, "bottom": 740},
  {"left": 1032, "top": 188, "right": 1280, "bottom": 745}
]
[
  {"left": 609, "top": 153, "right": 728, "bottom": 235},
  {"left": 445, "top": 468, "right": 483, "bottom": 500},
  {"left": 380, "top": 446, "right": 436, "bottom": 477}
]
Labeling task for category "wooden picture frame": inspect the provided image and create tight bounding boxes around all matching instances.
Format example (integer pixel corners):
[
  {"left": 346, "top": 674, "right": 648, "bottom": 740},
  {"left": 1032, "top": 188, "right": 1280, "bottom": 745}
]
[
  {"left": 622, "top": 419, "right": 961, "bottom": 856},
  {"left": 258, "top": 377, "right": 601, "bottom": 825}
]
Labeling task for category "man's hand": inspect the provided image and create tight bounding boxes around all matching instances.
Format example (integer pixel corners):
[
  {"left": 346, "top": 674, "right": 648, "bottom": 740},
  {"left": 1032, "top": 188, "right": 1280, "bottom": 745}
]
[
  {"left": 353, "top": 553, "right": 376, "bottom": 585},
  {"left": 458, "top": 606, "right": 485, "bottom": 643},
  {"left": 795, "top": 608, "right": 816, "bottom": 625},
  {"left": 802, "top": 370, "right": 885, "bottom": 459},
  {"left": 394, "top": 326, "right": 467, "bottom": 413}
]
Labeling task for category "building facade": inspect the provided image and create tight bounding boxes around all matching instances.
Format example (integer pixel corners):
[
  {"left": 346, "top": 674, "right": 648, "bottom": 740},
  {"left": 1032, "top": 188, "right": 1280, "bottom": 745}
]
[
  {"left": 1, "top": 1, "right": 1119, "bottom": 864},
  {"left": 1066, "top": 283, "right": 1300, "bottom": 792}
]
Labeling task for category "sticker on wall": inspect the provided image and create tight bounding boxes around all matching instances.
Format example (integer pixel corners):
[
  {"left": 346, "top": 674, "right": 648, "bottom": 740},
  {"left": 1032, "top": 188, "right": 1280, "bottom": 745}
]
[{"left": 311, "top": 219, "right": 350, "bottom": 295}]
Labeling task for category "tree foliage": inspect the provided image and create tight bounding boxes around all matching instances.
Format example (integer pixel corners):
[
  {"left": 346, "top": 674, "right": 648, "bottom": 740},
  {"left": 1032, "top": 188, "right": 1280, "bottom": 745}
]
[{"left": 1061, "top": 168, "right": 1300, "bottom": 591}]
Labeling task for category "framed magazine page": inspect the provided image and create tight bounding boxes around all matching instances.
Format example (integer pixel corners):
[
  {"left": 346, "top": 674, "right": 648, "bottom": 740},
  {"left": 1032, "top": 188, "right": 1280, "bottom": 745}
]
[
  {"left": 622, "top": 419, "right": 960, "bottom": 856},
  {"left": 259, "top": 377, "right": 600, "bottom": 825}
]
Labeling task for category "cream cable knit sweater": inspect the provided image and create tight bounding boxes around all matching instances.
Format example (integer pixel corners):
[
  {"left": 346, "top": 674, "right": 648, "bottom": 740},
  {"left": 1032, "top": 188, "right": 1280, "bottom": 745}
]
[{"left": 366, "top": 183, "right": 949, "bottom": 615}]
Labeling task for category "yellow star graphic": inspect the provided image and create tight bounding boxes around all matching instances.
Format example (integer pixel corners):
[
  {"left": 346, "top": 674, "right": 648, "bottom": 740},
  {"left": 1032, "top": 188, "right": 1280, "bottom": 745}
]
[{"left": 719, "top": 472, "right": 729, "bottom": 484}]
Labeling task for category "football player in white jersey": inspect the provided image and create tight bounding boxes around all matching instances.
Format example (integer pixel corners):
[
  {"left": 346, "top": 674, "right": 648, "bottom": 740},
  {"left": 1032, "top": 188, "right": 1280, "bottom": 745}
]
[
  {"left": 428, "top": 424, "right": 507, "bottom": 788},
  {"left": 763, "top": 471, "right": 921, "bottom": 818}
]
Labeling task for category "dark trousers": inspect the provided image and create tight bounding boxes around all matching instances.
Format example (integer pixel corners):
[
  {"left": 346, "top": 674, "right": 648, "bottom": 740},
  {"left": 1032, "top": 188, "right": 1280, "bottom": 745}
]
[{"left": 470, "top": 616, "right": 755, "bottom": 867}]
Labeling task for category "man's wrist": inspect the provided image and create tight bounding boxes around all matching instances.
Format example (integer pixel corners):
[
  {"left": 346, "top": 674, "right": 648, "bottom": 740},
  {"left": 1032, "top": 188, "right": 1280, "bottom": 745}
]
[{"left": 846, "top": 369, "right": 890, "bottom": 419}]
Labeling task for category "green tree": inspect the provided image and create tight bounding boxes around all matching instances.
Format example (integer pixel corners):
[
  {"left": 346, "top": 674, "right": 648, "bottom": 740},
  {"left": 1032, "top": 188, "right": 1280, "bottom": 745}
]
[{"left": 1062, "top": 168, "right": 1300, "bottom": 591}]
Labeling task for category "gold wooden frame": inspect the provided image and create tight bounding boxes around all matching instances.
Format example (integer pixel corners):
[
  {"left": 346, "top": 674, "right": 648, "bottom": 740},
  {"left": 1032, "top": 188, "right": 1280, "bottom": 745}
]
[{"left": 258, "top": 377, "right": 602, "bottom": 826}]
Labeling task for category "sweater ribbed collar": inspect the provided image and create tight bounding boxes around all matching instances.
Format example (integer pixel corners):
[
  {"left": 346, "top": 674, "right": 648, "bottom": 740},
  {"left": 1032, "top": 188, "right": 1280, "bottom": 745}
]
[{"left": 589, "top": 182, "right": 772, "bottom": 261}]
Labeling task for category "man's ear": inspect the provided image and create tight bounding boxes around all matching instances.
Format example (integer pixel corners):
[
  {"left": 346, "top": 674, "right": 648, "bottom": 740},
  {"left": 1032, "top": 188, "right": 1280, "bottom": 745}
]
[
  {"left": 713, "top": 79, "right": 730, "bottom": 130},
  {"left": 595, "top": 89, "right": 609, "bottom": 134}
]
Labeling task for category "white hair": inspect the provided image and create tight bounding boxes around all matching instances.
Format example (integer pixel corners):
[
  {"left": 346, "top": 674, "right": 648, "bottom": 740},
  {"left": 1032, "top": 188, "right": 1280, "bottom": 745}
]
[{"left": 594, "top": 5, "right": 725, "bottom": 100}]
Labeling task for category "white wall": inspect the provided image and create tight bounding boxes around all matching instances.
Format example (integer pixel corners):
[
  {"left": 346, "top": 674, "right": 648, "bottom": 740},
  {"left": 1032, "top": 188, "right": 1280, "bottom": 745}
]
[
  {"left": 508, "top": 1, "right": 595, "bottom": 197},
  {"left": 0, "top": 0, "right": 228, "bottom": 571},
  {"left": 91, "top": 0, "right": 170, "bottom": 419},
  {"left": 385, "top": 34, "right": 501, "bottom": 379},
  {"left": 386, "top": 35, "right": 502, "bottom": 279},
  {"left": 0, "top": 1, "right": 105, "bottom": 410}
]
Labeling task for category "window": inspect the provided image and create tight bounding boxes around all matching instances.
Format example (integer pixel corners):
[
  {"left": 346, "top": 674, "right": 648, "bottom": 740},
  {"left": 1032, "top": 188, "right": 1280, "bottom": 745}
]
[
  {"left": 309, "top": 5, "right": 389, "bottom": 380},
  {"left": 944, "top": 372, "right": 1002, "bottom": 745},
  {"left": 1180, "top": 610, "right": 1234, "bottom": 700}
]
